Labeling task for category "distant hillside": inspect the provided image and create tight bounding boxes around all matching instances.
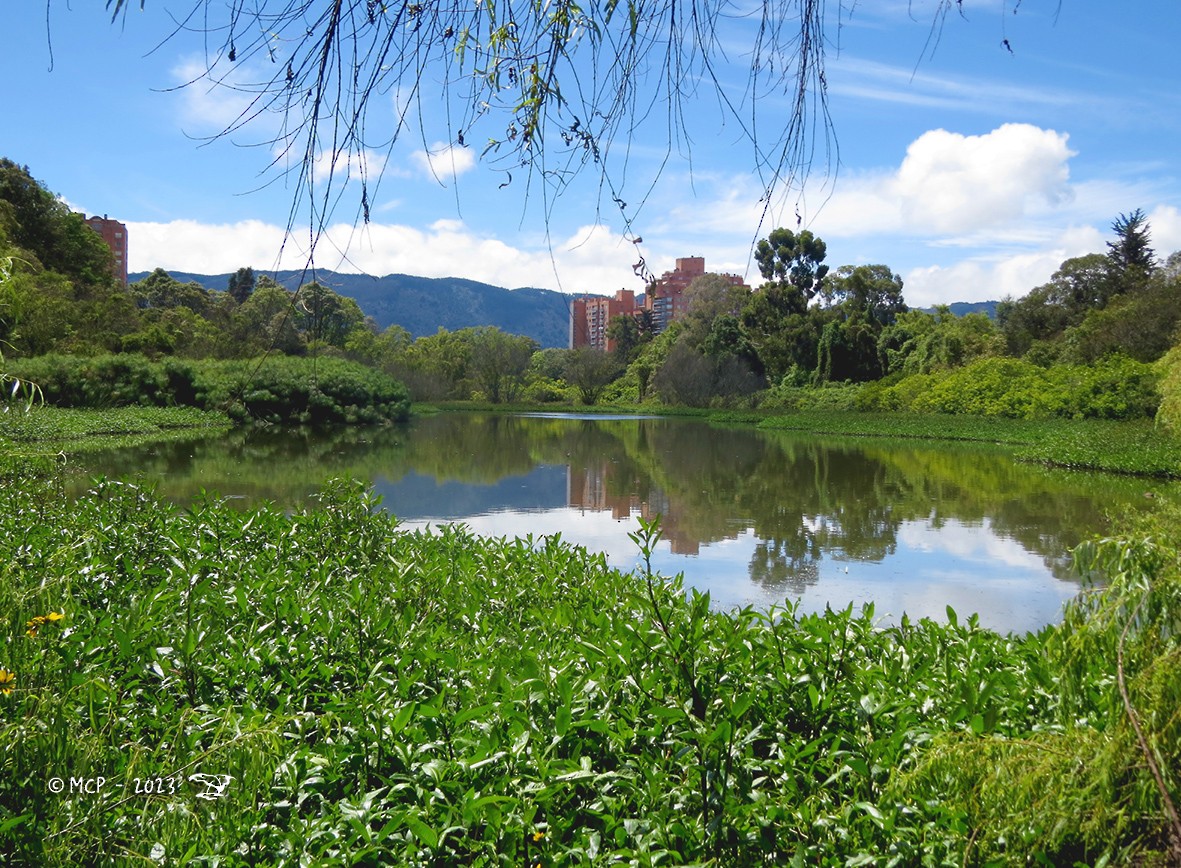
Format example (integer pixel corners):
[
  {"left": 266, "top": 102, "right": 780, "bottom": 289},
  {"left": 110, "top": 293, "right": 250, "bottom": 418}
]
[
  {"left": 921, "top": 300, "right": 1000, "bottom": 319},
  {"left": 130, "top": 269, "right": 576, "bottom": 349}
]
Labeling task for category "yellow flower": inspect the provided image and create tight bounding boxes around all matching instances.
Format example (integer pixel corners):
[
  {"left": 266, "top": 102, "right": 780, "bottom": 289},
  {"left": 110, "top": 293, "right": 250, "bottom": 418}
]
[
  {"left": 0, "top": 669, "right": 14, "bottom": 696},
  {"left": 532, "top": 831, "right": 545, "bottom": 842},
  {"left": 25, "top": 612, "right": 63, "bottom": 638}
]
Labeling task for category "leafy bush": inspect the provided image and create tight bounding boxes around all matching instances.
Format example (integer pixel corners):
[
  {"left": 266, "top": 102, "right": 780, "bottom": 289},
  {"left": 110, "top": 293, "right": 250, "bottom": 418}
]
[
  {"left": 522, "top": 374, "right": 571, "bottom": 403},
  {"left": 1155, "top": 342, "right": 1181, "bottom": 434},
  {"left": 1049, "top": 353, "right": 1160, "bottom": 420},
  {"left": 909, "top": 357, "right": 1057, "bottom": 417},
  {"left": 5, "top": 353, "right": 173, "bottom": 407},
  {"left": 853, "top": 356, "right": 1159, "bottom": 421},
  {"left": 761, "top": 379, "right": 864, "bottom": 412},
  {"left": 4, "top": 353, "right": 411, "bottom": 424}
]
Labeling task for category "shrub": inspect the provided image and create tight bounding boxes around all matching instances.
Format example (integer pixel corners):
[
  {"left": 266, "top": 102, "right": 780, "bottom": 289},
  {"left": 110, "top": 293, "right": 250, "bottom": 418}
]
[
  {"left": 1155, "top": 343, "right": 1181, "bottom": 433},
  {"left": 4, "top": 353, "right": 410, "bottom": 425},
  {"left": 858, "top": 356, "right": 1159, "bottom": 421},
  {"left": 1049, "top": 354, "right": 1159, "bottom": 420},
  {"left": 194, "top": 357, "right": 411, "bottom": 424}
]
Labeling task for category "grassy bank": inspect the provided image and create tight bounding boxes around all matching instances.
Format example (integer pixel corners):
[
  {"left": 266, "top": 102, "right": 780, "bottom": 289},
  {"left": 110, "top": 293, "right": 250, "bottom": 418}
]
[
  {"left": 754, "top": 411, "right": 1181, "bottom": 478},
  {"left": 1, "top": 469, "right": 1178, "bottom": 865}
]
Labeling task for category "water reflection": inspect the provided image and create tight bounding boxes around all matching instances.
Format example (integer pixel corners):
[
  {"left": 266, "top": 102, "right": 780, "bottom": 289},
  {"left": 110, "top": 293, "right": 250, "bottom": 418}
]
[{"left": 68, "top": 412, "right": 1167, "bottom": 633}]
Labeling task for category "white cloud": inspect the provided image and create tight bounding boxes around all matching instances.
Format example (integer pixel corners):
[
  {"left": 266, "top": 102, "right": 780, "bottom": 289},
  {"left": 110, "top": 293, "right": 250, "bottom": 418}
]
[
  {"left": 307, "top": 148, "right": 390, "bottom": 188},
  {"left": 410, "top": 142, "right": 476, "bottom": 182},
  {"left": 171, "top": 56, "right": 260, "bottom": 132},
  {"left": 128, "top": 219, "right": 292, "bottom": 274},
  {"left": 894, "top": 125, "right": 1075, "bottom": 231},
  {"left": 828, "top": 56, "right": 1098, "bottom": 117},
  {"left": 125, "top": 120, "right": 1177, "bottom": 308},
  {"left": 126, "top": 217, "right": 640, "bottom": 294},
  {"left": 1149, "top": 205, "right": 1181, "bottom": 257},
  {"left": 900, "top": 224, "right": 1104, "bottom": 307},
  {"left": 898, "top": 518, "right": 1048, "bottom": 572},
  {"left": 812, "top": 124, "right": 1076, "bottom": 237}
]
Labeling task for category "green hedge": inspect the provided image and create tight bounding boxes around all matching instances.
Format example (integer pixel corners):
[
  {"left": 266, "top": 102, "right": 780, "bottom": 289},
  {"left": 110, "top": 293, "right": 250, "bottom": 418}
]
[{"left": 4, "top": 354, "right": 411, "bottom": 425}]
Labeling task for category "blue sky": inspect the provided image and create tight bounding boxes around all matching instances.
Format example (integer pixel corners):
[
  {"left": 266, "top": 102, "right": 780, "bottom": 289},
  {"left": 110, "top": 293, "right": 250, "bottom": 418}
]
[{"left": 4, "top": 1, "right": 1180, "bottom": 307}]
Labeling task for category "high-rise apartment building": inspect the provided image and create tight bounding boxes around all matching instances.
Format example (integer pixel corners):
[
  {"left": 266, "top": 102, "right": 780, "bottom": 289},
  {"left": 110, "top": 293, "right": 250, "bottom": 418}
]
[
  {"left": 84, "top": 215, "right": 128, "bottom": 285},
  {"left": 569, "top": 289, "right": 636, "bottom": 351},
  {"left": 645, "top": 256, "right": 747, "bottom": 333},
  {"left": 570, "top": 256, "right": 749, "bottom": 349}
]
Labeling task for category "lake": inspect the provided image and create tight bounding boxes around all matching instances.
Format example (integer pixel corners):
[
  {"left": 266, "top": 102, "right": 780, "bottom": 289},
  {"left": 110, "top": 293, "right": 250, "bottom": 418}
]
[{"left": 68, "top": 411, "right": 1160, "bottom": 634}]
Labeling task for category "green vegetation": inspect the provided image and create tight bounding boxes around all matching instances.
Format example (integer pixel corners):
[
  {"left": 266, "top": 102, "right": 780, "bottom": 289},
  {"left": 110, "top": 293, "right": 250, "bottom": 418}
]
[
  {"left": 0, "top": 405, "right": 228, "bottom": 445},
  {"left": 0, "top": 406, "right": 231, "bottom": 479},
  {"left": 757, "top": 410, "right": 1181, "bottom": 478},
  {"left": 4, "top": 354, "right": 410, "bottom": 426},
  {"left": 3, "top": 154, "right": 1180, "bottom": 863},
  {"left": 6, "top": 158, "right": 1181, "bottom": 435},
  {"left": 0, "top": 470, "right": 1177, "bottom": 865}
]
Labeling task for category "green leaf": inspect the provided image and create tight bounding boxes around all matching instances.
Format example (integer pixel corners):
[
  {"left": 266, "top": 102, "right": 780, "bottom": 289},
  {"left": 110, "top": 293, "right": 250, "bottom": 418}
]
[
  {"left": 555, "top": 703, "right": 572, "bottom": 737},
  {"left": 405, "top": 816, "right": 438, "bottom": 849},
  {"left": 391, "top": 702, "right": 416, "bottom": 734}
]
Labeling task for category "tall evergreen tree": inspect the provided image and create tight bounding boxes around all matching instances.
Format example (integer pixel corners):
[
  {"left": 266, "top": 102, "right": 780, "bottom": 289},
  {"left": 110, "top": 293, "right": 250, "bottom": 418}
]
[
  {"left": 1107, "top": 209, "right": 1157, "bottom": 284},
  {"left": 227, "top": 266, "right": 256, "bottom": 304}
]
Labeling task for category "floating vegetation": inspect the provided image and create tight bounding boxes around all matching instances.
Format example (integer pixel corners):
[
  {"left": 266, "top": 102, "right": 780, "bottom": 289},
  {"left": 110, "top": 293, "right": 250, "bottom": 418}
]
[{"left": 0, "top": 468, "right": 1177, "bottom": 864}]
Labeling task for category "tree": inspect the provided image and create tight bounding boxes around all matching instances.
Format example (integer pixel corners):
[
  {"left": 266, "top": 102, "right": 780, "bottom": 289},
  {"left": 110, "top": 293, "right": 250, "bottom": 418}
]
[
  {"left": 754, "top": 227, "right": 829, "bottom": 308},
  {"left": 1163, "top": 251, "right": 1181, "bottom": 281},
  {"left": 563, "top": 347, "right": 622, "bottom": 405},
  {"left": 1106, "top": 209, "right": 1157, "bottom": 289},
  {"left": 235, "top": 277, "right": 304, "bottom": 355},
  {"left": 295, "top": 282, "right": 366, "bottom": 349},
  {"left": 1061, "top": 269, "right": 1181, "bottom": 364},
  {"left": 823, "top": 265, "right": 906, "bottom": 326},
  {"left": 807, "top": 265, "right": 907, "bottom": 383},
  {"left": 681, "top": 274, "right": 752, "bottom": 350},
  {"left": 737, "top": 227, "right": 832, "bottom": 383},
  {"left": 880, "top": 307, "right": 1004, "bottom": 376},
  {"left": 131, "top": 268, "right": 214, "bottom": 316},
  {"left": 652, "top": 343, "right": 715, "bottom": 407},
  {"left": 997, "top": 253, "right": 1115, "bottom": 357},
  {"left": 605, "top": 313, "right": 646, "bottom": 363},
  {"left": 227, "top": 267, "right": 256, "bottom": 304},
  {"left": 468, "top": 326, "right": 537, "bottom": 403},
  {"left": 0, "top": 159, "right": 117, "bottom": 294}
]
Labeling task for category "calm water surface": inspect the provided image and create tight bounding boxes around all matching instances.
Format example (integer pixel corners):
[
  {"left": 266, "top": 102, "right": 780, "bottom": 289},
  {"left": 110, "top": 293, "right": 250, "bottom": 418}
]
[{"left": 69, "top": 412, "right": 1163, "bottom": 634}]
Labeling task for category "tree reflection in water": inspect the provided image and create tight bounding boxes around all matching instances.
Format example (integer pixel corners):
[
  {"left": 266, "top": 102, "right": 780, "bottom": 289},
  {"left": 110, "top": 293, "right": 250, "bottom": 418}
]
[{"left": 69, "top": 412, "right": 1164, "bottom": 624}]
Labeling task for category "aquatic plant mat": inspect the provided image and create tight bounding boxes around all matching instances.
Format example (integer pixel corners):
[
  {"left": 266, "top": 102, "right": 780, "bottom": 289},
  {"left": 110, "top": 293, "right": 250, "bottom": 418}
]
[{"left": 1, "top": 475, "right": 1178, "bottom": 865}]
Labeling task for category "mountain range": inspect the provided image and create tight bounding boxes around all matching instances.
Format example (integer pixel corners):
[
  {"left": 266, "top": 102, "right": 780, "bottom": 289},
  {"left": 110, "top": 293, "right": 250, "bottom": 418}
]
[
  {"left": 925, "top": 300, "right": 1000, "bottom": 319},
  {"left": 130, "top": 269, "right": 577, "bottom": 349},
  {"left": 131, "top": 269, "right": 1001, "bottom": 350}
]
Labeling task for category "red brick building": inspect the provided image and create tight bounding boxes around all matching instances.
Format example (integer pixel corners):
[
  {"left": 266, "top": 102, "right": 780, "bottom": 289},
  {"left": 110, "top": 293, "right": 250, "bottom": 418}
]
[
  {"left": 84, "top": 215, "right": 128, "bottom": 285},
  {"left": 569, "top": 289, "right": 636, "bottom": 352},
  {"left": 570, "top": 256, "right": 749, "bottom": 349},
  {"left": 645, "top": 256, "right": 747, "bottom": 333}
]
